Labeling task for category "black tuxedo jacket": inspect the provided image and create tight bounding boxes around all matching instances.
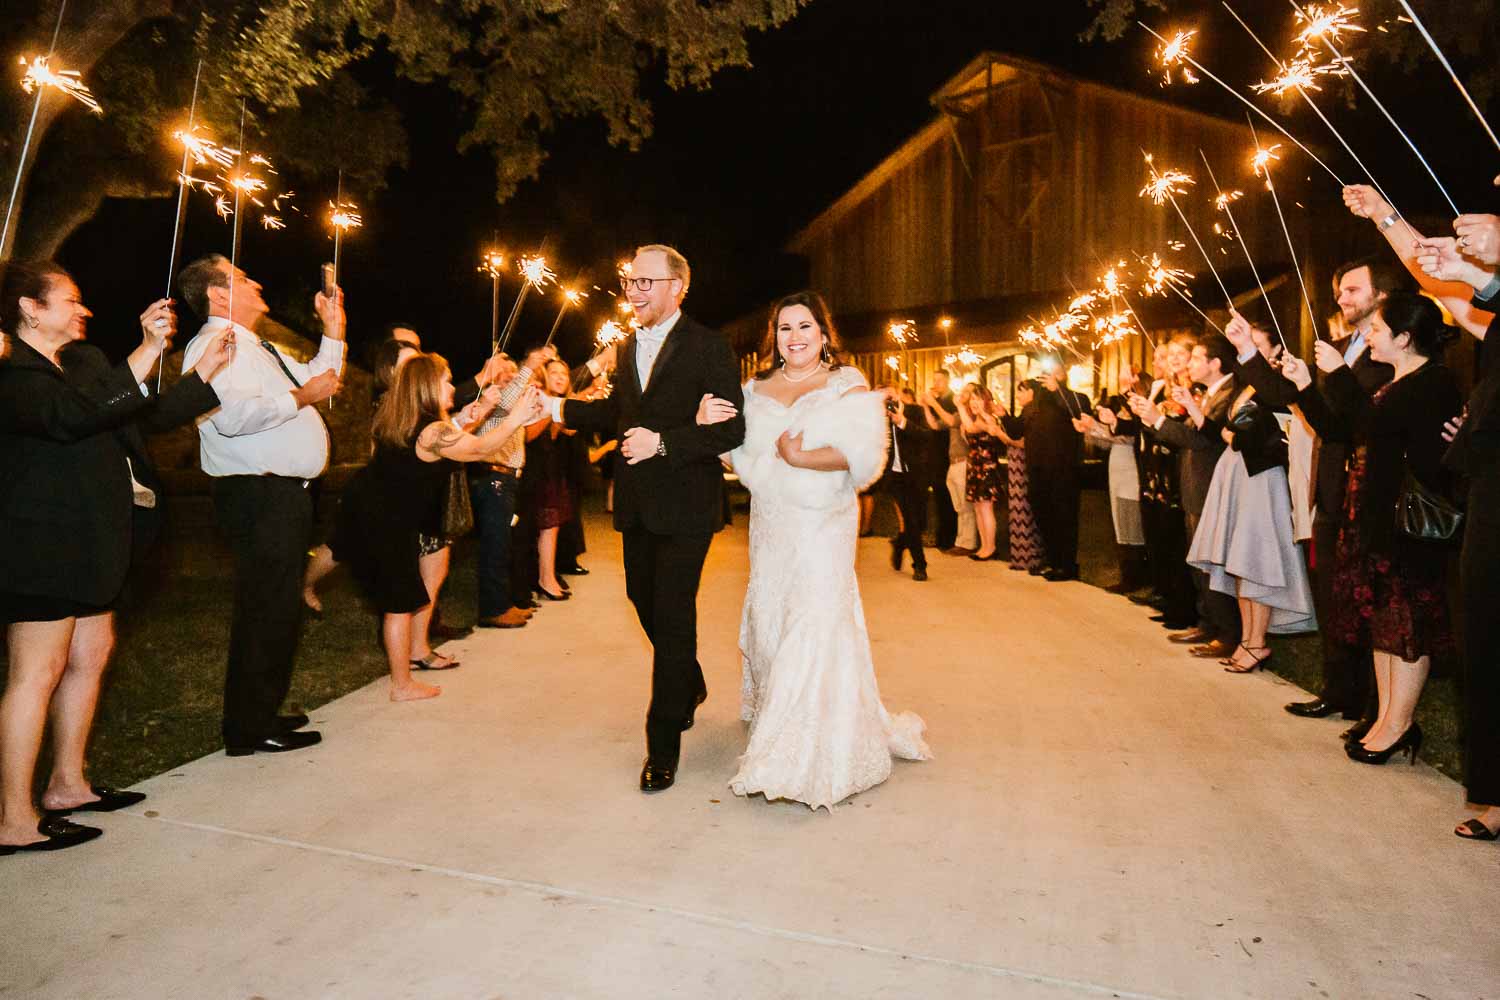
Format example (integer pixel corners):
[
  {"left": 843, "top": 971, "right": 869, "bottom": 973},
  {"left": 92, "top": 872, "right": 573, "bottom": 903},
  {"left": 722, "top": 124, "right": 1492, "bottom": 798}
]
[
  {"left": 1237, "top": 340, "right": 1391, "bottom": 519},
  {"left": 1000, "top": 387, "right": 1081, "bottom": 474},
  {"left": 0, "top": 341, "right": 218, "bottom": 605},
  {"left": 562, "top": 313, "right": 745, "bottom": 535}
]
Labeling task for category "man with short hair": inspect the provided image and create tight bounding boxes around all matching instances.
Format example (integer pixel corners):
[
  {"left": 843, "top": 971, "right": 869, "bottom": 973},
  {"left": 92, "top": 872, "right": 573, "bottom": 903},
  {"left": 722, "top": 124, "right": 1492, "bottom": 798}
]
[
  {"left": 1005, "top": 362, "right": 1086, "bottom": 581},
  {"left": 178, "top": 254, "right": 344, "bottom": 756},
  {"left": 544, "top": 243, "right": 745, "bottom": 792}
]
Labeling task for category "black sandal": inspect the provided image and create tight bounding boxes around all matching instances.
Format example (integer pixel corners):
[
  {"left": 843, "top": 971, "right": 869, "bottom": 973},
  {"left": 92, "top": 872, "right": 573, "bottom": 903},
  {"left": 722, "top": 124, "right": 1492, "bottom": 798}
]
[
  {"left": 1455, "top": 818, "right": 1500, "bottom": 841},
  {"left": 1223, "top": 643, "right": 1273, "bottom": 674},
  {"left": 43, "top": 786, "right": 146, "bottom": 816},
  {"left": 411, "top": 653, "right": 460, "bottom": 671},
  {"left": 0, "top": 816, "right": 102, "bottom": 855}
]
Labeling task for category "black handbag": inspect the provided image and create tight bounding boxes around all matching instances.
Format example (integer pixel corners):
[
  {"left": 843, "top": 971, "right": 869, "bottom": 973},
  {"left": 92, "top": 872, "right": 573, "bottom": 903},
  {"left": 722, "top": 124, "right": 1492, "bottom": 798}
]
[
  {"left": 442, "top": 466, "right": 474, "bottom": 539},
  {"left": 1395, "top": 468, "right": 1463, "bottom": 543}
]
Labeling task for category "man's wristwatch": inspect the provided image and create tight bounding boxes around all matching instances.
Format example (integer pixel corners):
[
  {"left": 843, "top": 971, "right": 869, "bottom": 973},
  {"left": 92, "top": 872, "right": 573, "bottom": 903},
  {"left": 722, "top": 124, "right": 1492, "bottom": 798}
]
[
  {"left": 1378, "top": 212, "right": 1401, "bottom": 232},
  {"left": 656, "top": 438, "right": 667, "bottom": 458}
]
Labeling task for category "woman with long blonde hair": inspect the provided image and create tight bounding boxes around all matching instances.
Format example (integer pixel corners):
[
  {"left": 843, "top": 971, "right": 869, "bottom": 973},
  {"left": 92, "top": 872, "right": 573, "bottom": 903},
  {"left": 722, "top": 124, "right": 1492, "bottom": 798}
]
[{"left": 328, "top": 353, "right": 542, "bottom": 701}]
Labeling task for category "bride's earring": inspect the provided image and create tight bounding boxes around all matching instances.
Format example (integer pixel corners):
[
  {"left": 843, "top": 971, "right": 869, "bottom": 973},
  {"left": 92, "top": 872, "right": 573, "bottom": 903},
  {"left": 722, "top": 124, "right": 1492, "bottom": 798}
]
[{"left": 820, "top": 342, "right": 831, "bottom": 365}]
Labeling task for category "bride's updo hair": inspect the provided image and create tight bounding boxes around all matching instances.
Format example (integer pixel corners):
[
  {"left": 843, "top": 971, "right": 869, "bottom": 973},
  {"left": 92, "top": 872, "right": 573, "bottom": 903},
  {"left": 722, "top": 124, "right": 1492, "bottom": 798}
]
[{"left": 754, "top": 290, "right": 848, "bottom": 380}]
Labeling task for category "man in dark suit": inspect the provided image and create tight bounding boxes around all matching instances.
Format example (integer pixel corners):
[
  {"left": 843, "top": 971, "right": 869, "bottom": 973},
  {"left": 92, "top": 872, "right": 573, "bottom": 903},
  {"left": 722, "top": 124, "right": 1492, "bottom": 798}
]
[
  {"left": 1003, "top": 361, "right": 1085, "bottom": 581},
  {"left": 1226, "top": 257, "right": 1402, "bottom": 728},
  {"left": 886, "top": 386, "right": 931, "bottom": 581},
  {"left": 547, "top": 245, "right": 746, "bottom": 792},
  {"left": 1132, "top": 334, "right": 1243, "bottom": 659}
]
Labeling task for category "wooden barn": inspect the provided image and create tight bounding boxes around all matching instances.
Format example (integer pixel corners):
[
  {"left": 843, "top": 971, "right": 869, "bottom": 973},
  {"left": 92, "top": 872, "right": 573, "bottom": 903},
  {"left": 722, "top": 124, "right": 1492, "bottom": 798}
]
[{"left": 732, "top": 52, "right": 1364, "bottom": 406}]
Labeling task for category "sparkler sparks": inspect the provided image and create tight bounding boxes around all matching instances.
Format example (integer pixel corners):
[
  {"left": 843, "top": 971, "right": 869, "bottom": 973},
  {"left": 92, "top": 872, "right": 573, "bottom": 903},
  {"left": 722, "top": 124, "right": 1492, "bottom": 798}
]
[
  {"left": 1251, "top": 54, "right": 1346, "bottom": 96},
  {"left": 595, "top": 320, "right": 628, "bottom": 349},
  {"left": 18, "top": 55, "right": 102, "bottom": 115},
  {"left": 1139, "top": 164, "right": 1195, "bottom": 205},
  {"left": 479, "top": 250, "right": 506, "bottom": 278},
  {"left": 887, "top": 320, "right": 917, "bottom": 348},
  {"left": 1295, "top": 4, "right": 1365, "bottom": 50},
  {"left": 1140, "top": 254, "right": 1194, "bottom": 297},
  {"left": 328, "top": 201, "right": 363, "bottom": 232},
  {"left": 173, "top": 126, "right": 235, "bottom": 170},
  {"left": 943, "top": 346, "right": 983, "bottom": 370},
  {"left": 1251, "top": 142, "right": 1283, "bottom": 178},
  {"left": 1214, "top": 190, "right": 1245, "bottom": 210},
  {"left": 1155, "top": 30, "right": 1201, "bottom": 85},
  {"left": 519, "top": 254, "right": 557, "bottom": 289}
]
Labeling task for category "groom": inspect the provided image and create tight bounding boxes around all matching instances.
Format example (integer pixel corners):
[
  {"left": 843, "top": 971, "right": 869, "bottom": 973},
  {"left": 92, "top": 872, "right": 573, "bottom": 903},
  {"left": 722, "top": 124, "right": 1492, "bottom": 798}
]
[{"left": 544, "top": 244, "right": 746, "bottom": 791}]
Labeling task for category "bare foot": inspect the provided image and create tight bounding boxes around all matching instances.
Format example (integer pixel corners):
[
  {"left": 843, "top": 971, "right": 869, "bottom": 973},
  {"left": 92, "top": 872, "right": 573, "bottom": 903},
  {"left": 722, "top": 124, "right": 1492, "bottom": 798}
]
[
  {"left": 40, "top": 784, "right": 99, "bottom": 813},
  {"left": 302, "top": 588, "right": 323, "bottom": 613},
  {"left": 390, "top": 679, "right": 441, "bottom": 702}
]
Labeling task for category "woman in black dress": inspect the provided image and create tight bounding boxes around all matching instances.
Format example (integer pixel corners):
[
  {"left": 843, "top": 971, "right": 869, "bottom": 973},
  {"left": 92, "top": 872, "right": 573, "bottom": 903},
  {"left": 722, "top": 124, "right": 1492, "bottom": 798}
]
[
  {"left": 958, "top": 384, "right": 1005, "bottom": 560},
  {"left": 330, "top": 353, "right": 542, "bottom": 701},
  {"left": 531, "top": 358, "right": 578, "bottom": 600},
  {"left": 1284, "top": 292, "right": 1463, "bottom": 765},
  {"left": 0, "top": 261, "right": 228, "bottom": 854}
]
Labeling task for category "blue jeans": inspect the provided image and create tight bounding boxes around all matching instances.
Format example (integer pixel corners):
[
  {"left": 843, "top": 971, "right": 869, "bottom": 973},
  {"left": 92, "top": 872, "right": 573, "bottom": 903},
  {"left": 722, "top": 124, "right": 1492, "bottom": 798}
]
[{"left": 471, "top": 470, "right": 520, "bottom": 617}]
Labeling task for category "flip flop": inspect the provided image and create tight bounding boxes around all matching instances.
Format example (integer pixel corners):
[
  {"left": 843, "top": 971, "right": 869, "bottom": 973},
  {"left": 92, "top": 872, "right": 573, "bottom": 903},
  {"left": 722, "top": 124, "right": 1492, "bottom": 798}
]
[{"left": 412, "top": 653, "right": 460, "bottom": 671}]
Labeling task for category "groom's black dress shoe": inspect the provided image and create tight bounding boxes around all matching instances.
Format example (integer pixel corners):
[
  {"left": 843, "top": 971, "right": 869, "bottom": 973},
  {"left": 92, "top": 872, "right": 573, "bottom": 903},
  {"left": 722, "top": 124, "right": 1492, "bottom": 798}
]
[
  {"left": 225, "top": 730, "right": 322, "bottom": 757},
  {"left": 640, "top": 757, "right": 678, "bottom": 792}
]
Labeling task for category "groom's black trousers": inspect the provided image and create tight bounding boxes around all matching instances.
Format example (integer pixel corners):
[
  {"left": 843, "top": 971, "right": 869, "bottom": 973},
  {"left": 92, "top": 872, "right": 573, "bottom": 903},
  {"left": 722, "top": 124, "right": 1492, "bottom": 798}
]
[{"left": 622, "top": 526, "right": 713, "bottom": 762}]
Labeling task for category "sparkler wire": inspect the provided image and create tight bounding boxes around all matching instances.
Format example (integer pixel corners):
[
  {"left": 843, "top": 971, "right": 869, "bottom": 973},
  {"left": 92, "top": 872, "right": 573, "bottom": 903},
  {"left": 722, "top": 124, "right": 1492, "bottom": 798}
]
[
  {"left": 1248, "top": 115, "right": 1322, "bottom": 342},
  {"left": 1198, "top": 148, "right": 1288, "bottom": 351}
]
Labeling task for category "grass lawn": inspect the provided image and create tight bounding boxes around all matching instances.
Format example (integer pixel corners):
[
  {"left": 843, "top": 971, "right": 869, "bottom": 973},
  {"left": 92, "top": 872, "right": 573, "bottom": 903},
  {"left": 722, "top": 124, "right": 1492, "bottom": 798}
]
[{"left": 0, "top": 487, "right": 1465, "bottom": 792}]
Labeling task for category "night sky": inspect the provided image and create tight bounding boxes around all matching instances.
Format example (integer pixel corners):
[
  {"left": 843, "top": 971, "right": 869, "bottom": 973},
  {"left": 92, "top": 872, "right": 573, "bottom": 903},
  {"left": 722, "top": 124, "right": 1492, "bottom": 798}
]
[{"left": 53, "top": 0, "right": 1498, "bottom": 379}]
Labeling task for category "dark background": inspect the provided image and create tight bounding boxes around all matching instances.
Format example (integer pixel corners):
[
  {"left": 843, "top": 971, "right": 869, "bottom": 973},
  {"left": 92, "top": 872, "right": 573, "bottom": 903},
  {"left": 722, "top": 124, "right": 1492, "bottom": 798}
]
[{"left": 54, "top": 0, "right": 1499, "bottom": 379}]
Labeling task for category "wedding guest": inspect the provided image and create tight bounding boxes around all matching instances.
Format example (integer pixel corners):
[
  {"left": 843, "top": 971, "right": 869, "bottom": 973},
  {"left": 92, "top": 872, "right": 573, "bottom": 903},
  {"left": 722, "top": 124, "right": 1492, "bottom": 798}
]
[
  {"left": 957, "top": 384, "right": 1004, "bottom": 561},
  {"left": 1006, "top": 363, "right": 1085, "bottom": 581},
  {"left": 996, "top": 381, "right": 1044, "bottom": 573},
  {"left": 1184, "top": 332, "right": 1314, "bottom": 671},
  {"left": 177, "top": 254, "right": 344, "bottom": 756},
  {"left": 922, "top": 369, "right": 959, "bottom": 551},
  {"left": 1074, "top": 393, "right": 1146, "bottom": 594},
  {"left": 1136, "top": 335, "right": 1244, "bottom": 658},
  {"left": 0, "top": 262, "right": 226, "bottom": 853},
  {"left": 887, "top": 385, "right": 931, "bottom": 581},
  {"left": 531, "top": 358, "right": 579, "bottom": 600},
  {"left": 1283, "top": 291, "right": 1462, "bottom": 764},
  {"left": 920, "top": 374, "right": 977, "bottom": 554},
  {"left": 1410, "top": 222, "right": 1500, "bottom": 838}
]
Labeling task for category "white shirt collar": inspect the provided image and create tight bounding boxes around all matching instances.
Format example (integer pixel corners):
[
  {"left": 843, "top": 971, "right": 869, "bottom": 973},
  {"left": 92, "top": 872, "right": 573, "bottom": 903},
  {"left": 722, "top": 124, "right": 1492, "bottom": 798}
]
[
  {"left": 201, "top": 315, "right": 259, "bottom": 340},
  {"left": 1205, "top": 372, "right": 1234, "bottom": 399},
  {"left": 637, "top": 310, "right": 681, "bottom": 341}
]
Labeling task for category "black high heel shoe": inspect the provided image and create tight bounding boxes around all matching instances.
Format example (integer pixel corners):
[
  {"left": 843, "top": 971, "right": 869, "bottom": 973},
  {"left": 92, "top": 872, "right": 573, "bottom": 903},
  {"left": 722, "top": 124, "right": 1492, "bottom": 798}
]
[
  {"left": 1346, "top": 722, "right": 1423, "bottom": 765},
  {"left": 1221, "top": 643, "right": 1272, "bottom": 673},
  {"left": 537, "top": 586, "right": 570, "bottom": 602}
]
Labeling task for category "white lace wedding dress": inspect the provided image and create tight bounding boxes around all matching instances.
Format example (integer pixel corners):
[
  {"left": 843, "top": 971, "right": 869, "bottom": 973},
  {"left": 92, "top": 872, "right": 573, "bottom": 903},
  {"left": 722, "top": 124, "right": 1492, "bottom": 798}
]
[{"left": 728, "top": 366, "right": 931, "bottom": 810}]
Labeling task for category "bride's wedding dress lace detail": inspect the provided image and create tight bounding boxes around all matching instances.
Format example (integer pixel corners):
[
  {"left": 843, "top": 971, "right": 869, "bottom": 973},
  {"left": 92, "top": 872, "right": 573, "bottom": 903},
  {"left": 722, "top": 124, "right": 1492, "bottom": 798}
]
[{"left": 729, "top": 366, "right": 931, "bottom": 810}]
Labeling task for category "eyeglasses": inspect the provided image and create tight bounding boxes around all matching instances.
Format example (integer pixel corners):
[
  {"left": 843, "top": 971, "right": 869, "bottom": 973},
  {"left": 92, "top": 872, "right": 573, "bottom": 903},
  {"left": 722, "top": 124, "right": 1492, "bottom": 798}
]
[{"left": 619, "top": 275, "right": 677, "bottom": 292}]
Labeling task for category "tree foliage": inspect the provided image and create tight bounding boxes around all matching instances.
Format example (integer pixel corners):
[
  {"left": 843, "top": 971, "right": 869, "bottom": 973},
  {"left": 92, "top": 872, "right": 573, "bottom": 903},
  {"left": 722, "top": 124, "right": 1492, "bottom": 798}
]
[{"left": 1, "top": 0, "right": 809, "bottom": 259}]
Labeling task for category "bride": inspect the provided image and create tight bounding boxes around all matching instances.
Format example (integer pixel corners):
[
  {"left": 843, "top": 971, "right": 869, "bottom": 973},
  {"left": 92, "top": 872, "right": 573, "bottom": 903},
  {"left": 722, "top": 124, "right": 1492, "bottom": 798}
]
[{"left": 697, "top": 291, "right": 930, "bottom": 810}]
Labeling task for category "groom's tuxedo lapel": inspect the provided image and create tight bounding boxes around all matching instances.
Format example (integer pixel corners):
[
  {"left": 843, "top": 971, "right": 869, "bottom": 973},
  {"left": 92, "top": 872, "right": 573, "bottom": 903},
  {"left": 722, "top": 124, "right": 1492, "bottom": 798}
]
[
  {"left": 642, "top": 320, "right": 689, "bottom": 400},
  {"left": 619, "top": 334, "right": 643, "bottom": 400}
]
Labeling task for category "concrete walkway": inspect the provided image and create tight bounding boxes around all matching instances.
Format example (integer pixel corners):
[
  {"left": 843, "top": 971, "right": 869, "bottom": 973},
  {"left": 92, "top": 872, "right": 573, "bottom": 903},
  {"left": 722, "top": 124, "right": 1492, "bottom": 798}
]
[{"left": 4, "top": 514, "right": 1496, "bottom": 1000}]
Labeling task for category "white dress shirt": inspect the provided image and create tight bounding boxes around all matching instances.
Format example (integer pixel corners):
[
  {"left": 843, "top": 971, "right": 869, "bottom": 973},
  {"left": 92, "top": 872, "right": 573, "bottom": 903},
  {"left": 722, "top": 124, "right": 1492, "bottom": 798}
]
[
  {"left": 180, "top": 317, "right": 345, "bottom": 478},
  {"left": 634, "top": 310, "right": 681, "bottom": 390},
  {"left": 1342, "top": 329, "right": 1368, "bottom": 367}
]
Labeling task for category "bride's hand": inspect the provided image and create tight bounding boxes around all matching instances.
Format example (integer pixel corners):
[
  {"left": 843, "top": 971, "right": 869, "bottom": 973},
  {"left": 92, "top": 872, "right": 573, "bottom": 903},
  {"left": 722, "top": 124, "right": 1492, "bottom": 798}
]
[
  {"left": 696, "top": 393, "right": 738, "bottom": 426},
  {"left": 775, "top": 430, "right": 807, "bottom": 468}
]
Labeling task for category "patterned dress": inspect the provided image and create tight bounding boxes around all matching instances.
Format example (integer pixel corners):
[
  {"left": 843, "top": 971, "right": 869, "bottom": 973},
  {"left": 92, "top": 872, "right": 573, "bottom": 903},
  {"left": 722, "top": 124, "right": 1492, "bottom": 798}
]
[
  {"left": 1005, "top": 442, "right": 1044, "bottom": 572},
  {"left": 964, "top": 430, "right": 1004, "bottom": 502}
]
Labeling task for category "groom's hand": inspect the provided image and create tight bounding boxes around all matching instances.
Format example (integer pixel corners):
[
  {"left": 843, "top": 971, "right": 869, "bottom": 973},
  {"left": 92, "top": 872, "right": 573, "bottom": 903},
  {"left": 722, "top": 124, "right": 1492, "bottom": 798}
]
[{"left": 622, "top": 426, "right": 662, "bottom": 464}]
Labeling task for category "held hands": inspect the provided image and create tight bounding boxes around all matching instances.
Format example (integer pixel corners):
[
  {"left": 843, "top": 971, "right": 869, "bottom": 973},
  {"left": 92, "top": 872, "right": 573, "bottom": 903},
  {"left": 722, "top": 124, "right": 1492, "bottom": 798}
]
[
  {"left": 139, "top": 299, "right": 176, "bottom": 354},
  {"left": 293, "top": 369, "right": 341, "bottom": 408},
  {"left": 1311, "top": 339, "right": 1346, "bottom": 374},
  {"left": 621, "top": 426, "right": 662, "bottom": 464},
  {"left": 696, "top": 393, "right": 738, "bottom": 426},
  {"left": 1342, "top": 184, "right": 1393, "bottom": 222},
  {"left": 1280, "top": 355, "right": 1313, "bottom": 391},
  {"left": 314, "top": 286, "right": 346, "bottom": 340}
]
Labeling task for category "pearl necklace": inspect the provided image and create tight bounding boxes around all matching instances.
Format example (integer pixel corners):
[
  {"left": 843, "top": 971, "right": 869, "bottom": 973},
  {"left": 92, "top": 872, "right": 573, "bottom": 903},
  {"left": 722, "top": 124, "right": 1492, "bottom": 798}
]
[{"left": 781, "top": 360, "right": 824, "bottom": 383}]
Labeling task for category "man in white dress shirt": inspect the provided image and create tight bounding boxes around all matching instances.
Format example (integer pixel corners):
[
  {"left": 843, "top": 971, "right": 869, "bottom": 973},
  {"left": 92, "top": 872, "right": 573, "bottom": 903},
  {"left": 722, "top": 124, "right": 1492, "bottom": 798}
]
[{"left": 178, "top": 254, "right": 344, "bottom": 755}]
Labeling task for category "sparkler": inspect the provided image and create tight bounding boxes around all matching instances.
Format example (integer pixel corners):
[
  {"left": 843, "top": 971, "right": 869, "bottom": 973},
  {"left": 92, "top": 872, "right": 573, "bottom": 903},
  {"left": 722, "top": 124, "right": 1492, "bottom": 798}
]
[
  {"left": 1139, "top": 21, "right": 1345, "bottom": 186},
  {"left": 18, "top": 55, "right": 102, "bottom": 115},
  {"left": 1155, "top": 30, "right": 1201, "bottom": 86},
  {"left": 496, "top": 253, "right": 556, "bottom": 355},
  {"left": 225, "top": 100, "right": 248, "bottom": 328},
  {"left": 480, "top": 248, "right": 505, "bottom": 352},
  {"left": 1140, "top": 153, "right": 1234, "bottom": 308},
  {"left": 1394, "top": 0, "right": 1500, "bottom": 153},
  {"left": 1092, "top": 255, "right": 1160, "bottom": 351},
  {"left": 1136, "top": 251, "right": 1225, "bottom": 333},
  {"left": 1287, "top": 0, "right": 1459, "bottom": 215},
  {"left": 543, "top": 287, "right": 586, "bottom": 349},
  {"left": 887, "top": 319, "right": 917, "bottom": 383},
  {"left": 594, "top": 319, "right": 628, "bottom": 351},
  {"left": 1224, "top": 2, "right": 1413, "bottom": 240},
  {"left": 158, "top": 59, "right": 205, "bottom": 391},
  {"left": 3, "top": 1, "right": 91, "bottom": 259},
  {"left": 1249, "top": 119, "right": 1322, "bottom": 342},
  {"left": 1200, "top": 149, "right": 1288, "bottom": 351}
]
